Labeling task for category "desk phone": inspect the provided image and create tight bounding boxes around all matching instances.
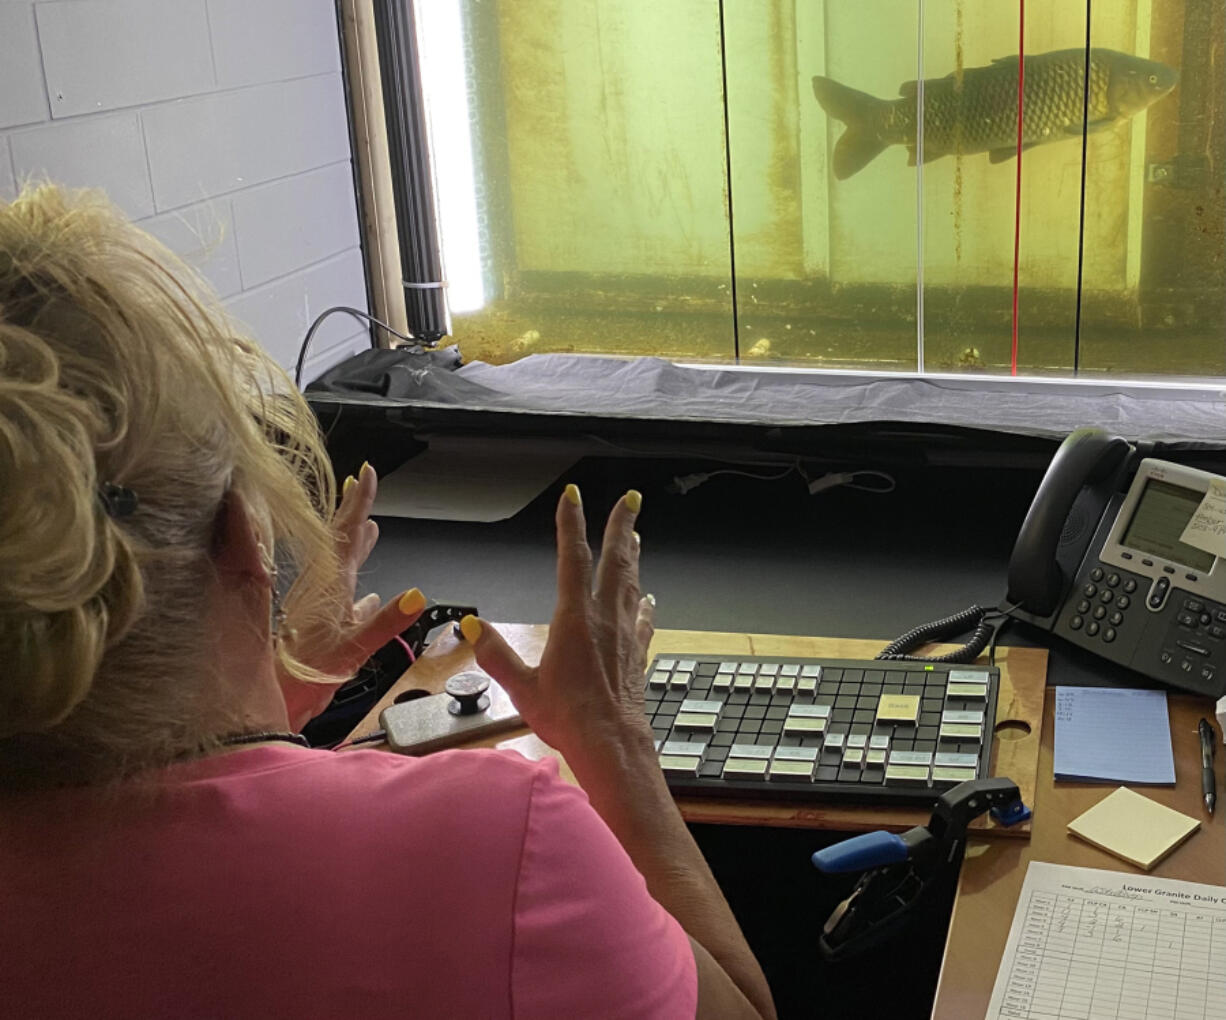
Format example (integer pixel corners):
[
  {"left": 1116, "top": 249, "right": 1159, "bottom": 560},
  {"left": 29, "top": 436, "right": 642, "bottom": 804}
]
[
  {"left": 1006, "top": 430, "right": 1226, "bottom": 698},
  {"left": 643, "top": 655, "right": 999, "bottom": 805}
]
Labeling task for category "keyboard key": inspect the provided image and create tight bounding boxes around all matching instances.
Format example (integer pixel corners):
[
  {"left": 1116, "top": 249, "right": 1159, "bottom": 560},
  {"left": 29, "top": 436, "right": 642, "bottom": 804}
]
[
  {"left": 769, "top": 759, "right": 815, "bottom": 781},
  {"left": 885, "top": 764, "right": 930, "bottom": 784},
  {"left": 662, "top": 740, "right": 708, "bottom": 757},
  {"left": 723, "top": 758, "right": 768, "bottom": 779},
  {"left": 675, "top": 712, "right": 718, "bottom": 730},
  {"left": 659, "top": 754, "right": 700, "bottom": 776},
  {"left": 729, "top": 743, "right": 774, "bottom": 759},
  {"left": 932, "top": 766, "right": 977, "bottom": 785}
]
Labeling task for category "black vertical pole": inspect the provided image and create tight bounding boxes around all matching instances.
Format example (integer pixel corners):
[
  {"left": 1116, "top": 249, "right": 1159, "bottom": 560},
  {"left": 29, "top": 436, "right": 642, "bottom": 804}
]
[{"left": 372, "top": 0, "right": 448, "bottom": 343}]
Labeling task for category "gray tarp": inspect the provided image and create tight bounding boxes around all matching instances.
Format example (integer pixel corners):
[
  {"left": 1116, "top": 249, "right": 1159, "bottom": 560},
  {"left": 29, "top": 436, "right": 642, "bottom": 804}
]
[{"left": 309, "top": 351, "right": 1226, "bottom": 447}]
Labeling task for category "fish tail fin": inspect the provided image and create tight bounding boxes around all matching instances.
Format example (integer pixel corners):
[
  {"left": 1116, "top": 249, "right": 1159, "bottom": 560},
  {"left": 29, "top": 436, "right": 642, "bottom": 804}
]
[{"left": 811, "top": 75, "right": 890, "bottom": 180}]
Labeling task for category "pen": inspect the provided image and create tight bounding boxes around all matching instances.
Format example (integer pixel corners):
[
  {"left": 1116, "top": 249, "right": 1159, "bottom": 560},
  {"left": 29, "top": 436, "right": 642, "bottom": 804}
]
[{"left": 1201, "top": 718, "right": 1217, "bottom": 815}]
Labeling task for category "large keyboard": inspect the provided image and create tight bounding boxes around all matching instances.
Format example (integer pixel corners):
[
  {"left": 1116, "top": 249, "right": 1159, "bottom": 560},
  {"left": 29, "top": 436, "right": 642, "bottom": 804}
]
[{"left": 644, "top": 655, "right": 999, "bottom": 805}]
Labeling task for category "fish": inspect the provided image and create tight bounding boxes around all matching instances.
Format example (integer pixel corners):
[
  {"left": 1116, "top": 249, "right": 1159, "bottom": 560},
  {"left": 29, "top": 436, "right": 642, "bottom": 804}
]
[{"left": 812, "top": 48, "right": 1178, "bottom": 179}]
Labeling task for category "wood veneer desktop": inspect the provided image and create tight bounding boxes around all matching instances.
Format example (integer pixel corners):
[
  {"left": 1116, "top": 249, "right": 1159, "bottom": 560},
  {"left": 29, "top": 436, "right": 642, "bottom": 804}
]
[{"left": 931, "top": 689, "right": 1223, "bottom": 1020}]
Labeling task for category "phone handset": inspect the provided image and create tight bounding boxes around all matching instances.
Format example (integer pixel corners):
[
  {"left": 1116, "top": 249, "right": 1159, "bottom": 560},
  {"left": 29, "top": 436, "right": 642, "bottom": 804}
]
[
  {"left": 1005, "top": 427, "right": 1133, "bottom": 618},
  {"left": 878, "top": 427, "right": 1133, "bottom": 665}
]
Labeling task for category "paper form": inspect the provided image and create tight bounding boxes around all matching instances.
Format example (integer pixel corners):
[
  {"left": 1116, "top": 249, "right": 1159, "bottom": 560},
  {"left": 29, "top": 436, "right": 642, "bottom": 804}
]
[
  {"left": 1053, "top": 687, "right": 1176, "bottom": 785},
  {"left": 986, "top": 862, "right": 1226, "bottom": 1020},
  {"left": 1180, "top": 479, "right": 1226, "bottom": 559}
]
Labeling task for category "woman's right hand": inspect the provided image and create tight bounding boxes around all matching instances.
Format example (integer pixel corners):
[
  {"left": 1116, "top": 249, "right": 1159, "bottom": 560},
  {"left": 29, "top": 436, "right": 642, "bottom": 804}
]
[{"left": 459, "top": 483, "right": 656, "bottom": 759}]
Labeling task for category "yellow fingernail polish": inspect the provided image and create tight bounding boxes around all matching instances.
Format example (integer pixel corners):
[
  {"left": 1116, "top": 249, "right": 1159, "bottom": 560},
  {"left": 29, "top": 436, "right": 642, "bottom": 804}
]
[
  {"left": 459, "top": 614, "right": 482, "bottom": 643},
  {"left": 564, "top": 483, "right": 581, "bottom": 506},
  {"left": 343, "top": 475, "right": 356, "bottom": 496},
  {"left": 360, "top": 460, "right": 373, "bottom": 478},
  {"left": 398, "top": 588, "right": 426, "bottom": 615},
  {"left": 625, "top": 489, "right": 642, "bottom": 513},
  {"left": 632, "top": 530, "right": 641, "bottom": 545},
  {"left": 644, "top": 593, "right": 656, "bottom": 606}
]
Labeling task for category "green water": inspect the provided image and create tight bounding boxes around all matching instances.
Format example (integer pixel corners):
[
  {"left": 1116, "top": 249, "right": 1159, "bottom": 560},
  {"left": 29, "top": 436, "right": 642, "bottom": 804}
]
[{"left": 435, "top": 0, "right": 1224, "bottom": 379}]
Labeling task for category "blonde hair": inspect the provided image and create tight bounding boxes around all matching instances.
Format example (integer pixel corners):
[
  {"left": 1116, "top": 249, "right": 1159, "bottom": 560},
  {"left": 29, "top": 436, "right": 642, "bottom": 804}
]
[{"left": 0, "top": 183, "right": 343, "bottom": 788}]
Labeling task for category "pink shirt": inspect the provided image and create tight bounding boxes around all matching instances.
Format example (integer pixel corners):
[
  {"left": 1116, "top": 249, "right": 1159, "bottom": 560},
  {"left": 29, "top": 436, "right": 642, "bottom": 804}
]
[{"left": 0, "top": 746, "right": 696, "bottom": 1018}]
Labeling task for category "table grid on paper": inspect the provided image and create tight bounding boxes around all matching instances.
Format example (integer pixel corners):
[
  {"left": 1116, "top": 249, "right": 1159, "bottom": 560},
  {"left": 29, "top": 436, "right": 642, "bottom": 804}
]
[{"left": 996, "top": 890, "right": 1226, "bottom": 1020}]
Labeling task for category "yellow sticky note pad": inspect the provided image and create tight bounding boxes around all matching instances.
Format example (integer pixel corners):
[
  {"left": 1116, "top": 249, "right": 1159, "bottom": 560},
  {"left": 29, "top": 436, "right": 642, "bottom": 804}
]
[
  {"left": 1067, "top": 787, "right": 1200, "bottom": 871},
  {"left": 877, "top": 694, "right": 920, "bottom": 722}
]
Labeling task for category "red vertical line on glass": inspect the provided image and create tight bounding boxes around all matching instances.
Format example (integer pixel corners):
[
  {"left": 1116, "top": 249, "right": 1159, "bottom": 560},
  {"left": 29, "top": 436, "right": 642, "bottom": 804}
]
[{"left": 1011, "top": 0, "right": 1026, "bottom": 375}]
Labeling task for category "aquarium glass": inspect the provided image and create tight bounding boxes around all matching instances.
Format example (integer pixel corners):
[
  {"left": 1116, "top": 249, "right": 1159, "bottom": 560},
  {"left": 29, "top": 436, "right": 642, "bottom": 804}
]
[{"left": 415, "top": 0, "right": 1224, "bottom": 380}]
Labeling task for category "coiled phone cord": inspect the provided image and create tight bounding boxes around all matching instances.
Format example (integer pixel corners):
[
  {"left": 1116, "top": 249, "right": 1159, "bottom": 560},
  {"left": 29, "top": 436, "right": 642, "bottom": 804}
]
[{"left": 876, "top": 604, "right": 1003, "bottom": 665}]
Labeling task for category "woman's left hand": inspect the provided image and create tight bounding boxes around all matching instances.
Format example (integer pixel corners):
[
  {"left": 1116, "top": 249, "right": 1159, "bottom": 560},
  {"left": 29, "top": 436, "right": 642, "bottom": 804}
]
[{"left": 277, "top": 463, "right": 427, "bottom": 730}]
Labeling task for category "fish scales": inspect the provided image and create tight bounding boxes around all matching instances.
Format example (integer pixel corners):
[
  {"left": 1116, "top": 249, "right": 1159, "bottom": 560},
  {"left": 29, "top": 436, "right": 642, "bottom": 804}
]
[
  {"left": 812, "top": 47, "right": 1177, "bottom": 178},
  {"left": 886, "top": 52, "right": 1111, "bottom": 158}
]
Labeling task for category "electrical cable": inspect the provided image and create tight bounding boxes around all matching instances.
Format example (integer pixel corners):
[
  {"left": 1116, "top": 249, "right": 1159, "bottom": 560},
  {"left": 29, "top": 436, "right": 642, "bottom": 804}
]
[
  {"left": 323, "top": 728, "right": 387, "bottom": 752},
  {"left": 807, "top": 470, "right": 896, "bottom": 496},
  {"left": 876, "top": 599, "right": 1022, "bottom": 665},
  {"left": 293, "top": 306, "right": 421, "bottom": 389},
  {"left": 668, "top": 462, "right": 799, "bottom": 495}
]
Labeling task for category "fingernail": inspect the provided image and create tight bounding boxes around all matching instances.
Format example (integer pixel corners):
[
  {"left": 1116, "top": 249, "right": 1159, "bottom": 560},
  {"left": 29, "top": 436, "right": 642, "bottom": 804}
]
[
  {"left": 625, "top": 489, "right": 642, "bottom": 513},
  {"left": 644, "top": 593, "right": 656, "bottom": 606},
  {"left": 360, "top": 460, "right": 373, "bottom": 479},
  {"left": 459, "top": 614, "right": 482, "bottom": 643},
  {"left": 343, "top": 475, "right": 356, "bottom": 496},
  {"left": 564, "top": 483, "right": 581, "bottom": 506},
  {"left": 398, "top": 588, "right": 426, "bottom": 615},
  {"left": 632, "top": 530, "right": 641, "bottom": 546}
]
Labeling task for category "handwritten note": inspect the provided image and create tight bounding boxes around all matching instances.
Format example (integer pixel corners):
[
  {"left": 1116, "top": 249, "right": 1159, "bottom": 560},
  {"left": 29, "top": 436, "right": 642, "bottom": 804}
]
[
  {"left": 1180, "top": 479, "right": 1226, "bottom": 559},
  {"left": 1054, "top": 687, "right": 1175, "bottom": 784},
  {"left": 986, "top": 862, "right": 1226, "bottom": 1019}
]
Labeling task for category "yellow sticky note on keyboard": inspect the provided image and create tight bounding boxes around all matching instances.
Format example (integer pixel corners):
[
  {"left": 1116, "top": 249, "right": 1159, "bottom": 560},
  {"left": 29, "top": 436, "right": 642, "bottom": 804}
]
[{"left": 1067, "top": 787, "right": 1200, "bottom": 871}]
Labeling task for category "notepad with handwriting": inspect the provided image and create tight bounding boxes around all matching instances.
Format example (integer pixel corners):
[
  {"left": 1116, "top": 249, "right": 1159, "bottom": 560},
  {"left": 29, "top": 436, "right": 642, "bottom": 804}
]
[
  {"left": 1053, "top": 686, "right": 1176, "bottom": 784},
  {"left": 1066, "top": 786, "right": 1200, "bottom": 870}
]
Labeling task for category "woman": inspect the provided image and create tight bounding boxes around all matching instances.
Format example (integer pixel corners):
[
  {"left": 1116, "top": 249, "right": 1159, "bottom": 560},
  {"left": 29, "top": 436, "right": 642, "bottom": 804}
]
[{"left": 0, "top": 185, "right": 775, "bottom": 1019}]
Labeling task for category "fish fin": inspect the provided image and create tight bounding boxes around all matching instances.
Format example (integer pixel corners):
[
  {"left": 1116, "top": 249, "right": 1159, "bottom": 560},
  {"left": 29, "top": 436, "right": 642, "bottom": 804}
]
[
  {"left": 811, "top": 75, "right": 891, "bottom": 179},
  {"left": 905, "top": 145, "right": 945, "bottom": 166},
  {"left": 899, "top": 73, "right": 955, "bottom": 98},
  {"left": 1063, "top": 119, "right": 1115, "bottom": 135},
  {"left": 987, "top": 142, "right": 1039, "bottom": 163}
]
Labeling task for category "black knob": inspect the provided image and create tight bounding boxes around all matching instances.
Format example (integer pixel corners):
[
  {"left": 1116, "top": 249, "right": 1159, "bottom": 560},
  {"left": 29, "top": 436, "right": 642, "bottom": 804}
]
[{"left": 445, "top": 671, "right": 491, "bottom": 716}]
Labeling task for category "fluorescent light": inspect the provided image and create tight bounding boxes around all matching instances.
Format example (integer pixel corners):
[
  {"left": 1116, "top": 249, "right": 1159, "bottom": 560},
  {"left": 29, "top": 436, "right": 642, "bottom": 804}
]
[{"left": 416, "top": 0, "right": 485, "bottom": 314}]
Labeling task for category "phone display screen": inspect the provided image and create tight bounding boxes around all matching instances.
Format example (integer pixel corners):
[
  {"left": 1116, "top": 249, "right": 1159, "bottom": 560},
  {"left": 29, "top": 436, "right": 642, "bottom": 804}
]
[{"left": 1120, "top": 479, "right": 1216, "bottom": 572}]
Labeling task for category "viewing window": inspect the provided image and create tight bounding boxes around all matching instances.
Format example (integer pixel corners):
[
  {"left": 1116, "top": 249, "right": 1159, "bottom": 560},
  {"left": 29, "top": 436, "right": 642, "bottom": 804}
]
[{"left": 403, "top": 0, "right": 1223, "bottom": 381}]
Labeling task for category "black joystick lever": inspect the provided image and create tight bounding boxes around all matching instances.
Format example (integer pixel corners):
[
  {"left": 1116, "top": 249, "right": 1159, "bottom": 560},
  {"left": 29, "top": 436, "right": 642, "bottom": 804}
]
[{"left": 445, "top": 672, "right": 491, "bottom": 716}]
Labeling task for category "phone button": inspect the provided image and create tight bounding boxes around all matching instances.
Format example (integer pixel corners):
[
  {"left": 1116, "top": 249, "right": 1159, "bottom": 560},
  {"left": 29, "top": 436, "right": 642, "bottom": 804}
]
[
  {"left": 1092, "top": 606, "right": 1107, "bottom": 620},
  {"left": 1086, "top": 621, "right": 1101, "bottom": 637},
  {"left": 1106, "top": 573, "right": 1120, "bottom": 588},
  {"left": 1083, "top": 583, "right": 1098, "bottom": 598},
  {"left": 1116, "top": 595, "right": 1131, "bottom": 610},
  {"left": 1123, "top": 579, "right": 1137, "bottom": 593},
  {"left": 1109, "top": 611, "right": 1123, "bottom": 626},
  {"left": 1148, "top": 577, "right": 1170, "bottom": 609},
  {"left": 1077, "top": 599, "right": 1091, "bottom": 614},
  {"left": 1069, "top": 616, "right": 1084, "bottom": 631},
  {"left": 1103, "top": 628, "right": 1117, "bottom": 643},
  {"left": 1090, "top": 567, "right": 1104, "bottom": 581},
  {"left": 1100, "top": 590, "right": 1114, "bottom": 604}
]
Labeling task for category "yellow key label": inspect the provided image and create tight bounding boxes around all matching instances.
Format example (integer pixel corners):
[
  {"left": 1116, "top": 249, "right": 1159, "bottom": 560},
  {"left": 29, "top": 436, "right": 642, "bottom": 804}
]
[{"left": 876, "top": 694, "right": 921, "bottom": 721}]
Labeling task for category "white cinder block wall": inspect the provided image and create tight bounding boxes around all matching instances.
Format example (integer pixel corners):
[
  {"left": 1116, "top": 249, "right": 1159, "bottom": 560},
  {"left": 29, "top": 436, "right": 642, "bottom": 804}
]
[{"left": 0, "top": 0, "right": 370, "bottom": 382}]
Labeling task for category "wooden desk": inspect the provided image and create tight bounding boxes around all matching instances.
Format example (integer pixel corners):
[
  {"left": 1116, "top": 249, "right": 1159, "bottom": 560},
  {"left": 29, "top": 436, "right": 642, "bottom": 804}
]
[
  {"left": 931, "top": 689, "right": 1225, "bottom": 1020},
  {"left": 347, "top": 624, "right": 1048, "bottom": 835}
]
